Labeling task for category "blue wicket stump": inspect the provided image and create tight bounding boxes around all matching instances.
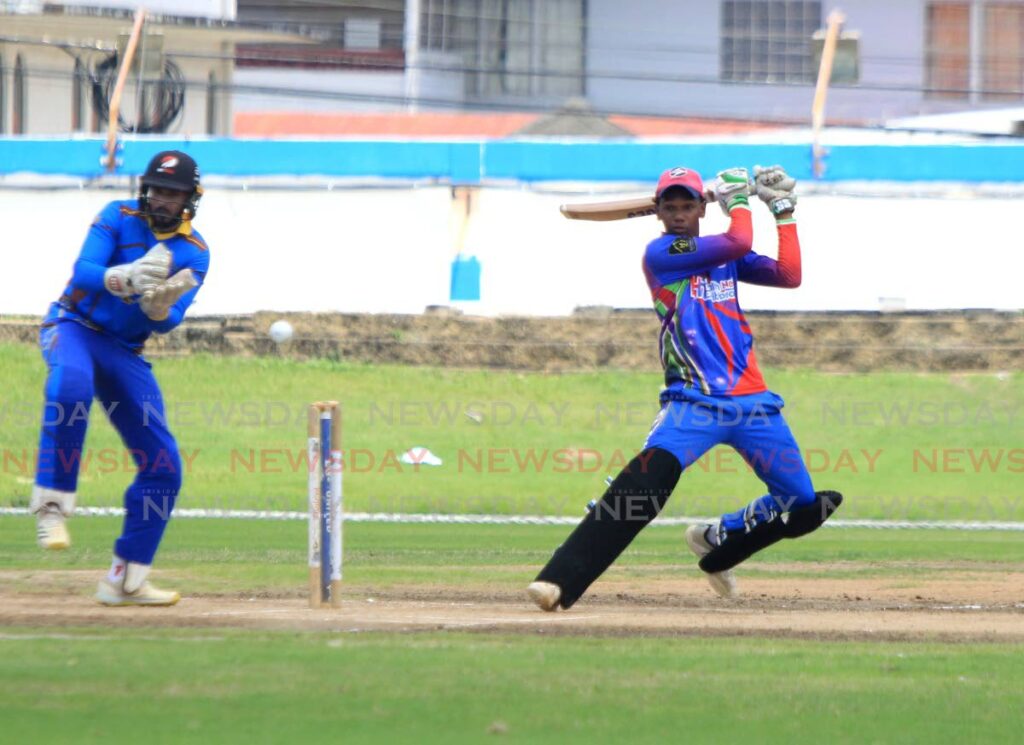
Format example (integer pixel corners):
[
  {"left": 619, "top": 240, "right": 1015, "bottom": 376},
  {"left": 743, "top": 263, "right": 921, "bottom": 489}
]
[{"left": 308, "top": 401, "right": 343, "bottom": 608}]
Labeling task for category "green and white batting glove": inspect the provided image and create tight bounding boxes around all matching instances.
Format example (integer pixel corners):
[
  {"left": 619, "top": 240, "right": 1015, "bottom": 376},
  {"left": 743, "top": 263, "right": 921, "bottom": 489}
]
[
  {"left": 754, "top": 164, "right": 798, "bottom": 217},
  {"left": 103, "top": 243, "right": 172, "bottom": 297},
  {"left": 713, "top": 167, "right": 752, "bottom": 216},
  {"left": 139, "top": 268, "right": 198, "bottom": 321}
]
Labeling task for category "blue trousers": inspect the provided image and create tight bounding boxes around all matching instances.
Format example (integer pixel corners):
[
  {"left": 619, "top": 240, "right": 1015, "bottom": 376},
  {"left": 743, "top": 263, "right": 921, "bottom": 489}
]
[
  {"left": 644, "top": 392, "right": 815, "bottom": 532},
  {"left": 36, "top": 321, "right": 181, "bottom": 564}
]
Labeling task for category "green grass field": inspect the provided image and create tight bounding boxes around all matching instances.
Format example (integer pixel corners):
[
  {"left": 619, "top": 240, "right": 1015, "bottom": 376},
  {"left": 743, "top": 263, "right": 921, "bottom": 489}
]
[
  {"left": 2, "top": 343, "right": 1022, "bottom": 520},
  {"left": 2, "top": 342, "right": 1022, "bottom": 743},
  {"left": 3, "top": 517, "right": 1024, "bottom": 591},
  {"left": 3, "top": 628, "right": 1020, "bottom": 744},
  {"left": 2, "top": 517, "right": 1023, "bottom": 743}
]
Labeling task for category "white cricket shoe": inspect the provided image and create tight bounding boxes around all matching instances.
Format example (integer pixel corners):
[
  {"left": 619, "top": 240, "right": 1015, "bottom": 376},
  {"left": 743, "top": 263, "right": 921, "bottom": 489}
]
[
  {"left": 685, "top": 524, "right": 738, "bottom": 599},
  {"left": 36, "top": 505, "right": 71, "bottom": 550},
  {"left": 527, "top": 581, "right": 562, "bottom": 612},
  {"left": 30, "top": 486, "right": 76, "bottom": 550},
  {"left": 95, "top": 578, "right": 180, "bottom": 607}
]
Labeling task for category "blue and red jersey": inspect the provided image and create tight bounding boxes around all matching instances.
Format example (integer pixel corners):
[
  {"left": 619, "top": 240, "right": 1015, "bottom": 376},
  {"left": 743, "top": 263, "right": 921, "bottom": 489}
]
[
  {"left": 642, "top": 207, "right": 801, "bottom": 398},
  {"left": 44, "top": 199, "right": 210, "bottom": 352}
]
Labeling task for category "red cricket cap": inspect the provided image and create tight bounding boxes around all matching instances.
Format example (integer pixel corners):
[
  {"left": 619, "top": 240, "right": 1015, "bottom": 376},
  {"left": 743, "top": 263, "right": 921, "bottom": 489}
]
[{"left": 655, "top": 166, "right": 704, "bottom": 200}]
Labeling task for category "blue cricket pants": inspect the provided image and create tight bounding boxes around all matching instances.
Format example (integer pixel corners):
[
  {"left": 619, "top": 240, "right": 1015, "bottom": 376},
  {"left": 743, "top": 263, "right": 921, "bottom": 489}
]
[
  {"left": 36, "top": 320, "right": 181, "bottom": 564},
  {"left": 644, "top": 392, "right": 815, "bottom": 532}
]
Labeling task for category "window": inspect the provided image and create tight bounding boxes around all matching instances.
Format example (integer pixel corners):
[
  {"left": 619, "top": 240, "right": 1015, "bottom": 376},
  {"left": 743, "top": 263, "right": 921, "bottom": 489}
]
[
  {"left": 13, "top": 53, "right": 25, "bottom": 134},
  {"left": 421, "top": 0, "right": 584, "bottom": 98},
  {"left": 982, "top": 3, "right": 1024, "bottom": 100},
  {"left": 925, "top": 3, "right": 970, "bottom": 99},
  {"left": 720, "top": 1, "right": 822, "bottom": 83}
]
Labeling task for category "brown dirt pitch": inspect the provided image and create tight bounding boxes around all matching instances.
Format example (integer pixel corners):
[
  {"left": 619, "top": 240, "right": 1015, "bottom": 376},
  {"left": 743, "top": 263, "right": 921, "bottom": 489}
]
[{"left": 2, "top": 567, "right": 1022, "bottom": 643}]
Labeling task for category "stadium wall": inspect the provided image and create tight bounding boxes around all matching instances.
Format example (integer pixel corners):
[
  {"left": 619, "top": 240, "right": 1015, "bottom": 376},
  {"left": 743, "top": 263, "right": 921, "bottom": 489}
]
[
  {"left": 3, "top": 185, "right": 1021, "bottom": 316},
  {"left": 3, "top": 137, "right": 1024, "bottom": 183},
  {"left": 2, "top": 137, "right": 1020, "bottom": 315}
]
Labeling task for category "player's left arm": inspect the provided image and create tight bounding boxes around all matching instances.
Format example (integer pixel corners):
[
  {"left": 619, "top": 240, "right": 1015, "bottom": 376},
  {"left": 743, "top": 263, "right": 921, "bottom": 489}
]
[
  {"left": 143, "top": 250, "right": 209, "bottom": 333},
  {"left": 736, "top": 217, "right": 801, "bottom": 288},
  {"left": 737, "top": 165, "right": 801, "bottom": 288}
]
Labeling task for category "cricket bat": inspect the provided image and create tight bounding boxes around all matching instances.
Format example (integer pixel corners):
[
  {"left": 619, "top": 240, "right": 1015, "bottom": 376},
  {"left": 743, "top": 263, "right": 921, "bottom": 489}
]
[{"left": 560, "top": 188, "right": 718, "bottom": 222}]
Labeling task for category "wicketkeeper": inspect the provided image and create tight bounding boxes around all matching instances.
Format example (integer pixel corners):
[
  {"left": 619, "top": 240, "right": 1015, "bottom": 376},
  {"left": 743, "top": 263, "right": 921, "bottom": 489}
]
[
  {"left": 31, "top": 150, "right": 209, "bottom": 606},
  {"left": 529, "top": 165, "right": 841, "bottom": 611}
]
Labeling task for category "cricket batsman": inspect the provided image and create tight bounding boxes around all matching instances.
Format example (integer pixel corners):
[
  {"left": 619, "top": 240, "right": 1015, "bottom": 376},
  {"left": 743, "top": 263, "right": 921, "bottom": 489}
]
[
  {"left": 31, "top": 150, "right": 209, "bottom": 606},
  {"left": 529, "top": 165, "right": 841, "bottom": 611}
]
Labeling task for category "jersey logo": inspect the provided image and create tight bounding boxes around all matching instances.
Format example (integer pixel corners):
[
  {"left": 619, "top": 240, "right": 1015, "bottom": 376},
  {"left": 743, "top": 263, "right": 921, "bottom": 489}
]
[
  {"left": 669, "top": 237, "right": 696, "bottom": 255},
  {"left": 690, "top": 276, "right": 736, "bottom": 303}
]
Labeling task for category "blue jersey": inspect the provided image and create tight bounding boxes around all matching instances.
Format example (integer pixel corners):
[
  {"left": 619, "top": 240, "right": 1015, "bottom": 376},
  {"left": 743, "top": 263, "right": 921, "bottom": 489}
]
[
  {"left": 642, "top": 207, "right": 802, "bottom": 398},
  {"left": 44, "top": 199, "right": 210, "bottom": 351}
]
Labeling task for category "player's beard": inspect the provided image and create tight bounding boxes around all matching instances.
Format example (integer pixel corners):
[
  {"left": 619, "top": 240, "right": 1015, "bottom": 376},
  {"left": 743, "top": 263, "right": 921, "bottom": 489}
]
[{"left": 149, "top": 208, "right": 181, "bottom": 232}]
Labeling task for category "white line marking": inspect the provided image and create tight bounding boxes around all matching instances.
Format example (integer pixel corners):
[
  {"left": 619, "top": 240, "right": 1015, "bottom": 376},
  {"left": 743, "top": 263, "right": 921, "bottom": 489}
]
[{"left": 2, "top": 507, "right": 1022, "bottom": 531}]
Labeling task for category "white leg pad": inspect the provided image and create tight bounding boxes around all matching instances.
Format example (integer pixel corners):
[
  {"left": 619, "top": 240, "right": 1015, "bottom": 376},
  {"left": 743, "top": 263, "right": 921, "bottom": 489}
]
[
  {"left": 123, "top": 562, "right": 151, "bottom": 594},
  {"left": 30, "top": 485, "right": 76, "bottom": 517}
]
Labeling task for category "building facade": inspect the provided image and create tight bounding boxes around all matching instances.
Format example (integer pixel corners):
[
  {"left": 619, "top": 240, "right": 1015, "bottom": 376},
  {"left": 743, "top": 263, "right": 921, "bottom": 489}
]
[
  {"left": 234, "top": 0, "right": 1024, "bottom": 124},
  {"left": 0, "top": 2, "right": 299, "bottom": 136},
  {"left": 5, "top": 1, "right": 1023, "bottom": 133},
  {"left": 585, "top": 0, "right": 1024, "bottom": 121}
]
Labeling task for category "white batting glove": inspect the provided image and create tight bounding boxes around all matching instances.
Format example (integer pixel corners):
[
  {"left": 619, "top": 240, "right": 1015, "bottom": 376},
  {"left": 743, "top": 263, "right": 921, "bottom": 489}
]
[
  {"left": 712, "top": 167, "right": 752, "bottom": 216},
  {"left": 139, "top": 269, "right": 198, "bottom": 321},
  {"left": 103, "top": 243, "right": 172, "bottom": 297},
  {"left": 754, "top": 165, "right": 798, "bottom": 216}
]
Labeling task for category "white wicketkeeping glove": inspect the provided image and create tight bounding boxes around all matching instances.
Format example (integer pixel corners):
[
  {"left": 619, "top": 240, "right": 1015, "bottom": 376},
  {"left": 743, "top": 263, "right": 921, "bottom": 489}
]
[
  {"left": 754, "top": 165, "right": 798, "bottom": 216},
  {"left": 712, "top": 167, "right": 752, "bottom": 216},
  {"left": 103, "top": 243, "right": 172, "bottom": 297},
  {"left": 139, "top": 269, "right": 198, "bottom": 321}
]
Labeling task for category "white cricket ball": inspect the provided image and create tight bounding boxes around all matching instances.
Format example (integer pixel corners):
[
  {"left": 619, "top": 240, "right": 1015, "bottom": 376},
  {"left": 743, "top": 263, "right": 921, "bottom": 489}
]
[{"left": 268, "top": 320, "right": 294, "bottom": 344}]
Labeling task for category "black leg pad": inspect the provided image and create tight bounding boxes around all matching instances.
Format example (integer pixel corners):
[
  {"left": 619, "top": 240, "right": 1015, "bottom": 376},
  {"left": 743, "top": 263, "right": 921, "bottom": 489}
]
[
  {"left": 535, "top": 448, "right": 681, "bottom": 609},
  {"left": 782, "top": 490, "right": 843, "bottom": 538},
  {"left": 699, "top": 490, "right": 843, "bottom": 574}
]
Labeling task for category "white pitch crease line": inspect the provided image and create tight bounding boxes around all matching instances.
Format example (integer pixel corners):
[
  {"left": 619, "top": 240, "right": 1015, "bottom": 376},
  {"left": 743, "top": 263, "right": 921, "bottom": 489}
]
[{"left": 2, "top": 506, "right": 1023, "bottom": 531}]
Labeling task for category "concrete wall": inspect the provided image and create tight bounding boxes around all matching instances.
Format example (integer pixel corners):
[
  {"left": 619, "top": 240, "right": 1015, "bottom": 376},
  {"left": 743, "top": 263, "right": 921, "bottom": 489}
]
[
  {"left": 3, "top": 185, "right": 1020, "bottom": 317},
  {"left": 0, "top": 42, "right": 232, "bottom": 136},
  {"left": 0, "top": 44, "right": 78, "bottom": 135},
  {"left": 233, "top": 51, "right": 465, "bottom": 113},
  {"left": 233, "top": 69, "right": 407, "bottom": 113}
]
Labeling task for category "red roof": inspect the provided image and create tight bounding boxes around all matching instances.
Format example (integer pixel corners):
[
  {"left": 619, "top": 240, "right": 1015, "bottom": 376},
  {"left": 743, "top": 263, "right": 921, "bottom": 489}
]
[
  {"left": 233, "top": 111, "right": 785, "bottom": 138},
  {"left": 608, "top": 115, "right": 778, "bottom": 136}
]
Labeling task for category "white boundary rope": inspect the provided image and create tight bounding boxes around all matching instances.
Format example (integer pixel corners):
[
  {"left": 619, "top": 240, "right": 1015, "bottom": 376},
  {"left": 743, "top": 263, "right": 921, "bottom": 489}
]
[{"left": 2, "top": 506, "right": 1023, "bottom": 530}]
